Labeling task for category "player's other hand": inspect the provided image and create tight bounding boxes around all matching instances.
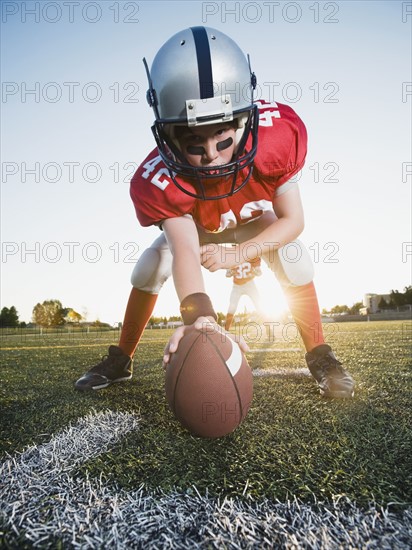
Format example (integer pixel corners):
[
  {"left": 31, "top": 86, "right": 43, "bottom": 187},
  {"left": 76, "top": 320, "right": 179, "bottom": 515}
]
[
  {"left": 162, "top": 316, "right": 249, "bottom": 368},
  {"left": 200, "top": 244, "right": 239, "bottom": 272}
]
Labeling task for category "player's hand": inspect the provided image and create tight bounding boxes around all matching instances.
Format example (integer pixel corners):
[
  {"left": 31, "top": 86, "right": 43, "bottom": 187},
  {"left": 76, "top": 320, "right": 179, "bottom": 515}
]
[
  {"left": 162, "top": 316, "right": 249, "bottom": 368},
  {"left": 200, "top": 244, "right": 239, "bottom": 272}
]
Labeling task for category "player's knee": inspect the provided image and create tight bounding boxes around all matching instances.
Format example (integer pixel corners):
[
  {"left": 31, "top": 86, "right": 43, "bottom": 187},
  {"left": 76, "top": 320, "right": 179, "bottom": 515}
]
[
  {"left": 263, "top": 239, "right": 314, "bottom": 287},
  {"left": 130, "top": 247, "right": 172, "bottom": 293}
]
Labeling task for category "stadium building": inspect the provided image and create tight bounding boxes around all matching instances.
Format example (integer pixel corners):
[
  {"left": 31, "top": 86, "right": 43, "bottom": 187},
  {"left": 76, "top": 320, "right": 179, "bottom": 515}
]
[{"left": 361, "top": 293, "right": 391, "bottom": 314}]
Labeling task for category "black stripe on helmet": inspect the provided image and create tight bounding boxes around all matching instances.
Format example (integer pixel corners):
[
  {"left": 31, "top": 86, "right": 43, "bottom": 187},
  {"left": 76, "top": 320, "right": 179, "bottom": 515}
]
[{"left": 190, "top": 26, "right": 213, "bottom": 99}]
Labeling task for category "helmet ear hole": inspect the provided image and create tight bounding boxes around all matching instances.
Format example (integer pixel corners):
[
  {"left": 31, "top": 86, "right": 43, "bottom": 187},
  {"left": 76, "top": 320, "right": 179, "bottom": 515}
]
[
  {"left": 159, "top": 124, "right": 185, "bottom": 158},
  {"left": 166, "top": 124, "right": 185, "bottom": 153},
  {"left": 234, "top": 114, "right": 250, "bottom": 150}
]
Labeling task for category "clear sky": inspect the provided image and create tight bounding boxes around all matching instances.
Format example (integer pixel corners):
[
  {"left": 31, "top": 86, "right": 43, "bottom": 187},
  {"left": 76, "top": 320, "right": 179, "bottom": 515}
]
[{"left": 1, "top": 0, "right": 411, "bottom": 324}]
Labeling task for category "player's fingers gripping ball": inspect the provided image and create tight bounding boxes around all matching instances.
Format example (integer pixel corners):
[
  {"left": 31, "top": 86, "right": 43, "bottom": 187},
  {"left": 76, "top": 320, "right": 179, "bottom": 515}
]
[{"left": 165, "top": 325, "right": 253, "bottom": 438}]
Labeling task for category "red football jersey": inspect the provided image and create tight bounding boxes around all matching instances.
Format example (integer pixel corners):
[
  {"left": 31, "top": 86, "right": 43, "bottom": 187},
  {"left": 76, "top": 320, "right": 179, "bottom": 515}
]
[
  {"left": 130, "top": 101, "right": 307, "bottom": 233},
  {"left": 229, "top": 258, "right": 262, "bottom": 286}
]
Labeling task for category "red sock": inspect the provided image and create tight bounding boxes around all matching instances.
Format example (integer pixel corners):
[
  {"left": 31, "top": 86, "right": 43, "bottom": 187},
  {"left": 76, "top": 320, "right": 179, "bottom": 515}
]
[
  {"left": 225, "top": 313, "right": 234, "bottom": 331},
  {"left": 118, "top": 288, "right": 158, "bottom": 358},
  {"left": 283, "top": 282, "right": 325, "bottom": 352}
]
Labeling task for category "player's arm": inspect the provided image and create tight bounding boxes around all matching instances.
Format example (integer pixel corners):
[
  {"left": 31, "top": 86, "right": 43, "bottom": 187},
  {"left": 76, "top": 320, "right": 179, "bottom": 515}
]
[
  {"left": 200, "top": 186, "right": 304, "bottom": 270},
  {"left": 240, "top": 185, "right": 305, "bottom": 260},
  {"left": 162, "top": 217, "right": 216, "bottom": 362},
  {"left": 162, "top": 215, "right": 249, "bottom": 365},
  {"left": 162, "top": 215, "right": 205, "bottom": 300},
  {"left": 196, "top": 209, "right": 277, "bottom": 245}
]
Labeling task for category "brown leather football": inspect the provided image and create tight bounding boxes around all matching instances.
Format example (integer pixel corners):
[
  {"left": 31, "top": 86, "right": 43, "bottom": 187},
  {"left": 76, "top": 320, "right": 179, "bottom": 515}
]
[{"left": 165, "top": 327, "right": 253, "bottom": 438}]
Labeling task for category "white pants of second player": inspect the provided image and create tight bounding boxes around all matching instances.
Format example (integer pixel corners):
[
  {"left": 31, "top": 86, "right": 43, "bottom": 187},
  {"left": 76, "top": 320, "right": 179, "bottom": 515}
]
[{"left": 227, "top": 279, "right": 262, "bottom": 315}]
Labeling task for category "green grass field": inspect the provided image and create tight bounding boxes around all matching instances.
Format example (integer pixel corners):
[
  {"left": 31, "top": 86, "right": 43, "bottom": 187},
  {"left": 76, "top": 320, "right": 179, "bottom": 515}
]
[{"left": 1, "top": 320, "right": 411, "bottom": 548}]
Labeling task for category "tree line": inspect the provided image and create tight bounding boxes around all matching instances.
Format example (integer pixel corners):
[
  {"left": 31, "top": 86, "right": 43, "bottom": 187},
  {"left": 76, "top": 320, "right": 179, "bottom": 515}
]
[
  {"left": 322, "top": 286, "right": 412, "bottom": 315},
  {"left": 1, "top": 287, "right": 411, "bottom": 328},
  {"left": 0, "top": 300, "right": 83, "bottom": 328}
]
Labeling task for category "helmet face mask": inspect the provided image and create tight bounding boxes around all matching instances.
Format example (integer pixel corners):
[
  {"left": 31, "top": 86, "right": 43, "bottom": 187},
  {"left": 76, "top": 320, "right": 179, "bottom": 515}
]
[
  {"left": 144, "top": 26, "right": 258, "bottom": 200},
  {"left": 151, "top": 106, "right": 258, "bottom": 200}
]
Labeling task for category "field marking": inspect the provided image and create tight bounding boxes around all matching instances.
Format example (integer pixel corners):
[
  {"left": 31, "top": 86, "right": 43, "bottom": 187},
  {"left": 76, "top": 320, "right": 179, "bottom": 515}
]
[
  {"left": 0, "top": 343, "right": 121, "bottom": 351},
  {"left": 1, "top": 410, "right": 411, "bottom": 549},
  {"left": 249, "top": 347, "right": 302, "bottom": 353},
  {"left": 253, "top": 367, "right": 310, "bottom": 378},
  {"left": 0, "top": 339, "right": 169, "bottom": 351},
  {"left": 0, "top": 344, "right": 301, "bottom": 352}
]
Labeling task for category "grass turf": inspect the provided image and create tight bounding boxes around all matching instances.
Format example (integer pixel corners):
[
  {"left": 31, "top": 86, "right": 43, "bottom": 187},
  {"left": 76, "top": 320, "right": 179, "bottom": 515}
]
[{"left": 1, "top": 320, "right": 411, "bottom": 509}]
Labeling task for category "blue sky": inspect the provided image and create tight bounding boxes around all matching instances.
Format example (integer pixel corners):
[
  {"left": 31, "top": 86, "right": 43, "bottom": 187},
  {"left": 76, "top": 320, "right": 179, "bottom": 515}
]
[{"left": 1, "top": 1, "right": 411, "bottom": 324}]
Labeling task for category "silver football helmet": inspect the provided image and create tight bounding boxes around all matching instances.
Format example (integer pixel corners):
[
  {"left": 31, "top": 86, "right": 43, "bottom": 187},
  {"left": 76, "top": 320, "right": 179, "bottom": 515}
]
[{"left": 143, "top": 26, "right": 258, "bottom": 200}]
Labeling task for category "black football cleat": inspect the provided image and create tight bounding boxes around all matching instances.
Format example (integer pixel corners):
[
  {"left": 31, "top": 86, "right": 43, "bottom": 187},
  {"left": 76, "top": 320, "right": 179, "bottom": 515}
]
[
  {"left": 306, "top": 344, "right": 354, "bottom": 398},
  {"left": 75, "top": 345, "right": 132, "bottom": 391}
]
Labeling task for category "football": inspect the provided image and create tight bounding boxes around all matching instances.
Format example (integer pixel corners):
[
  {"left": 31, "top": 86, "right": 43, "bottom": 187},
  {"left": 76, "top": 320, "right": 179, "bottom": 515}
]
[{"left": 165, "top": 327, "right": 253, "bottom": 438}]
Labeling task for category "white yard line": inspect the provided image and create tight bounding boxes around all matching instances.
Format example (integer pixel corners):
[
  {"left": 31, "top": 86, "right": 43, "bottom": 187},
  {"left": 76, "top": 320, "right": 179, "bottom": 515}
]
[{"left": 1, "top": 411, "right": 410, "bottom": 549}]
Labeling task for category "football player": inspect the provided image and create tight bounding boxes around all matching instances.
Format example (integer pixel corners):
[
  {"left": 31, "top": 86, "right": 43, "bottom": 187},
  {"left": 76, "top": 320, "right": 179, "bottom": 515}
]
[
  {"left": 75, "top": 26, "right": 354, "bottom": 398},
  {"left": 224, "top": 258, "right": 263, "bottom": 331}
]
